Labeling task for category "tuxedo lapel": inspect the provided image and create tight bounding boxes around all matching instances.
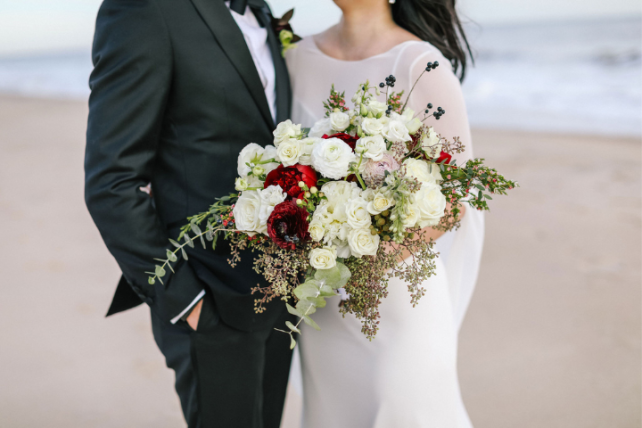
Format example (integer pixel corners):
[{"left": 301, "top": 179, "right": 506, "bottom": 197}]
[
  {"left": 190, "top": 0, "right": 274, "bottom": 129},
  {"left": 253, "top": 4, "right": 291, "bottom": 124}
]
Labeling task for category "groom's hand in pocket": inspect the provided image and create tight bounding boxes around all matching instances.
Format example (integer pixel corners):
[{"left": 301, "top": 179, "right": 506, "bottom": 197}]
[{"left": 186, "top": 299, "right": 204, "bottom": 331}]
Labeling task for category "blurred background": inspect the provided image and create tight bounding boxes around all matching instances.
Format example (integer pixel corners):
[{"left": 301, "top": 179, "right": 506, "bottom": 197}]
[{"left": 0, "top": 0, "right": 640, "bottom": 427}]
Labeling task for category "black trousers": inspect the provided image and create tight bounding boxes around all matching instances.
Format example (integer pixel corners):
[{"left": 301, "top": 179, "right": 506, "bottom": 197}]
[{"left": 151, "top": 292, "right": 295, "bottom": 428}]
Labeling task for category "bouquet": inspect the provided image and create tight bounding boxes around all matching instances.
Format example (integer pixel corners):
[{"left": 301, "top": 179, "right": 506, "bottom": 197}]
[{"left": 148, "top": 63, "right": 517, "bottom": 347}]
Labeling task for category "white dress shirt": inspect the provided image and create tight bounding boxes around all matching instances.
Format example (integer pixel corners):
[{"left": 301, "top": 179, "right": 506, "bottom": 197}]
[{"left": 171, "top": 3, "right": 277, "bottom": 324}]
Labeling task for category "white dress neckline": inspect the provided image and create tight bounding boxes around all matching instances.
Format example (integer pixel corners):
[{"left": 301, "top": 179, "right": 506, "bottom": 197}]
[{"left": 308, "top": 37, "right": 425, "bottom": 64}]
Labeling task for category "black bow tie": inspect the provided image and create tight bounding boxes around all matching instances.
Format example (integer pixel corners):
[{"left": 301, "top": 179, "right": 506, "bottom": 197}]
[{"left": 229, "top": 0, "right": 264, "bottom": 14}]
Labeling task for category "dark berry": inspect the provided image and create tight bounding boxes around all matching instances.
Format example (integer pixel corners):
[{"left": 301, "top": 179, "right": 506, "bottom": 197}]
[
  {"left": 427, "top": 103, "right": 433, "bottom": 109},
  {"left": 379, "top": 82, "right": 385, "bottom": 88}
]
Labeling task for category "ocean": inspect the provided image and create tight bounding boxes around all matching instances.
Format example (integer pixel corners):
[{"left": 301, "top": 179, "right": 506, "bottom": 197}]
[{"left": 0, "top": 17, "right": 639, "bottom": 137}]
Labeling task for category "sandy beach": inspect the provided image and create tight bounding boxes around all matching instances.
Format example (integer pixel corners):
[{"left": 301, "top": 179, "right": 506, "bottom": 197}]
[{"left": 0, "top": 95, "right": 639, "bottom": 427}]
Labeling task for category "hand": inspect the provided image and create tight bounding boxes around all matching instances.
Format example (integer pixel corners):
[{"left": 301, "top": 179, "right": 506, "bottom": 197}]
[{"left": 186, "top": 299, "right": 204, "bottom": 331}]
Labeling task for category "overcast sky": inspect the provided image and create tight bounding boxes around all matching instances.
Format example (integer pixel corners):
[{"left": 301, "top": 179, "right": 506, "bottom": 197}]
[{"left": 0, "top": 0, "right": 639, "bottom": 56}]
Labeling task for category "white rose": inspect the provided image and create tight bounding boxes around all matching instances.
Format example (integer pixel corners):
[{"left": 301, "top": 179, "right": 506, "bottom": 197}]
[
  {"left": 298, "top": 137, "right": 318, "bottom": 166},
  {"left": 235, "top": 177, "right": 249, "bottom": 191},
  {"left": 333, "top": 240, "right": 352, "bottom": 258},
  {"left": 355, "top": 134, "right": 387, "bottom": 161},
  {"left": 309, "top": 117, "right": 332, "bottom": 138},
  {"left": 257, "top": 185, "right": 287, "bottom": 233},
  {"left": 329, "top": 111, "right": 350, "bottom": 132},
  {"left": 361, "top": 117, "right": 385, "bottom": 136},
  {"left": 232, "top": 190, "right": 262, "bottom": 234},
  {"left": 311, "top": 137, "right": 357, "bottom": 180},
  {"left": 309, "top": 246, "right": 337, "bottom": 270},
  {"left": 421, "top": 127, "right": 442, "bottom": 157},
  {"left": 262, "top": 145, "right": 280, "bottom": 174},
  {"left": 415, "top": 181, "right": 447, "bottom": 227},
  {"left": 276, "top": 138, "right": 302, "bottom": 166},
  {"left": 368, "top": 100, "right": 387, "bottom": 117},
  {"left": 237, "top": 143, "right": 265, "bottom": 177},
  {"left": 273, "top": 120, "right": 301, "bottom": 147},
  {"left": 403, "top": 158, "right": 436, "bottom": 183},
  {"left": 405, "top": 118, "right": 422, "bottom": 134},
  {"left": 345, "top": 198, "right": 372, "bottom": 230},
  {"left": 383, "top": 120, "right": 412, "bottom": 143},
  {"left": 308, "top": 220, "right": 325, "bottom": 242},
  {"left": 366, "top": 190, "right": 395, "bottom": 215},
  {"left": 401, "top": 203, "right": 421, "bottom": 229},
  {"left": 347, "top": 228, "right": 380, "bottom": 258}
]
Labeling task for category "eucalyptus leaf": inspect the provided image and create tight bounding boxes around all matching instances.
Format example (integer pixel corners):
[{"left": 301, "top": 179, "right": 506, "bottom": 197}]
[
  {"left": 293, "top": 281, "right": 321, "bottom": 300},
  {"left": 181, "top": 247, "right": 189, "bottom": 260},
  {"left": 286, "top": 303, "right": 302, "bottom": 318},
  {"left": 289, "top": 335, "right": 297, "bottom": 350},
  {"left": 305, "top": 296, "right": 327, "bottom": 308},
  {"left": 154, "top": 265, "right": 166, "bottom": 277},
  {"left": 314, "top": 262, "right": 351, "bottom": 289},
  {"left": 184, "top": 234, "right": 195, "bottom": 248},
  {"left": 285, "top": 321, "right": 301, "bottom": 334},
  {"left": 301, "top": 314, "right": 320, "bottom": 331},
  {"left": 295, "top": 299, "right": 317, "bottom": 316},
  {"left": 148, "top": 277, "right": 155, "bottom": 285},
  {"left": 166, "top": 249, "right": 178, "bottom": 262},
  {"left": 169, "top": 239, "right": 180, "bottom": 248}
]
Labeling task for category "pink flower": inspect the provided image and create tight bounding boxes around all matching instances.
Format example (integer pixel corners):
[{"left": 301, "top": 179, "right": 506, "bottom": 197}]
[{"left": 361, "top": 153, "right": 400, "bottom": 187}]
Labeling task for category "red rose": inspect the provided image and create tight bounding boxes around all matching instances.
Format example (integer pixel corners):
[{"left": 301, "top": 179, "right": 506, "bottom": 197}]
[
  {"left": 322, "top": 133, "right": 358, "bottom": 151},
  {"left": 264, "top": 164, "right": 317, "bottom": 200},
  {"left": 266, "top": 201, "right": 310, "bottom": 250},
  {"left": 436, "top": 151, "right": 452, "bottom": 164}
]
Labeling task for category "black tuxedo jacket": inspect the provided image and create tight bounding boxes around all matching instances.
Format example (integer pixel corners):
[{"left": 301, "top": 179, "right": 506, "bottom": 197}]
[{"left": 85, "top": 0, "right": 291, "bottom": 330}]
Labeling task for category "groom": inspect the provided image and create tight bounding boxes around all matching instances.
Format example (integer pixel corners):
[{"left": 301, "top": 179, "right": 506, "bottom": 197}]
[{"left": 84, "top": 0, "right": 295, "bottom": 426}]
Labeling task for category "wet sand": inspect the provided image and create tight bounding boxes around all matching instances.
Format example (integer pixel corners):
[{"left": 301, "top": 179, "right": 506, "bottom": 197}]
[{"left": 0, "top": 95, "right": 639, "bottom": 427}]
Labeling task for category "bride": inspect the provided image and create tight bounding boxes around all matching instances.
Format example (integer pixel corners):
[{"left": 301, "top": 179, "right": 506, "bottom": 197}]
[{"left": 285, "top": 0, "right": 484, "bottom": 427}]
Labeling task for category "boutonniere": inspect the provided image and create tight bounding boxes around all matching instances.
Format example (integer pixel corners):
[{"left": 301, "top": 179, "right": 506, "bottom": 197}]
[{"left": 271, "top": 9, "right": 302, "bottom": 57}]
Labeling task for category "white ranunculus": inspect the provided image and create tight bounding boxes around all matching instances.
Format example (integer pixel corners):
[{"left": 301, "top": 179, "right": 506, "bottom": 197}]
[
  {"left": 309, "top": 246, "right": 338, "bottom": 270},
  {"left": 368, "top": 100, "right": 387, "bottom": 117},
  {"left": 258, "top": 185, "right": 287, "bottom": 229},
  {"left": 347, "top": 228, "right": 380, "bottom": 258},
  {"left": 330, "top": 111, "right": 350, "bottom": 132},
  {"left": 320, "top": 181, "right": 361, "bottom": 203},
  {"left": 308, "top": 220, "right": 325, "bottom": 242},
  {"left": 276, "top": 138, "right": 302, "bottom": 166},
  {"left": 366, "top": 190, "right": 396, "bottom": 215},
  {"left": 383, "top": 120, "right": 412, "bottom": 143},
  {"left": 309, "top": 117, "right": 333, "bottom": 138},
  {"left": 237, "top": 143, "right": 265, "bottom": 177},
  {"left": 415, "top": 181, "right": 447, "bottom": 227},
  {"left": 421, "top": 127, "right": 442, "bottom": 157},
  {"left": 361, "top": 117, "right": 385, "bottom": 136},
  {"left": 345, "top": 198, "right": 372, "bottom": 230},
  {"left": 403, "top": 158, "right": 436, "bottom": 183},
  {"left": 232, "top": 190, "right": 262, "bottom": 234},
  {"left": 273, "top": 120, "right": 301, "bottom": 147},
  {"left": 311, "top": 137, "right": 357, "bottom": 179},
  {"left": 298, "top": 137, "right": 319, "bottom": 166},
  {"left": 355, "top": 134, "right": 387, "bottom": 161}
]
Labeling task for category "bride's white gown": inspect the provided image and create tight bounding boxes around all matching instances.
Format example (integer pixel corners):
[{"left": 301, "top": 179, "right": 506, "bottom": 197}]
[{"left": 285, "top": 38, "right": 485, "bottom": 428}]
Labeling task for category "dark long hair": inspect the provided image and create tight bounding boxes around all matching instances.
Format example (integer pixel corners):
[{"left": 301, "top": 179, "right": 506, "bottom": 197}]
[{"left": 391, "top": 0, "right": 472, "bottom": 81}]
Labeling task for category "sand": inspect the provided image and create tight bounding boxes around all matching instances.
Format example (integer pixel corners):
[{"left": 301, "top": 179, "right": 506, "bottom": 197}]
[{"left": 0, "top": 95, "right": 639, "bottom": 427}]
